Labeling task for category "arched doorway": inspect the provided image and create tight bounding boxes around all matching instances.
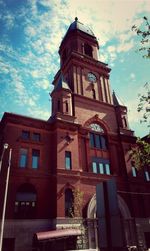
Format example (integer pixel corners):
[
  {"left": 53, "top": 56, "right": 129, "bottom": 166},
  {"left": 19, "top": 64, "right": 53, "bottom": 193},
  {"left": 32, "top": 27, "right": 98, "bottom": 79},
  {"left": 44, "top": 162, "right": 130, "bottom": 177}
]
[
  {"left": 65, "top": 188, "right": 74, "bottom": 217},
  {"left": 87, "top": 194, "right": 132, "bottom": 250},
  {"left": 87, "top": 194, "right": 98, "bottom": 250}
]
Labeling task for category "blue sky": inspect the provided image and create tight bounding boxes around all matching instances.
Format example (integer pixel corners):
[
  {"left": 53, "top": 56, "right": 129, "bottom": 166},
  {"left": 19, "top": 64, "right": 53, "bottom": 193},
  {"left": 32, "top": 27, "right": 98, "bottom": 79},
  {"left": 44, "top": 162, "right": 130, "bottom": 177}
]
[{"left": 0, "top": 0, "right": 149, "bottom": 137}]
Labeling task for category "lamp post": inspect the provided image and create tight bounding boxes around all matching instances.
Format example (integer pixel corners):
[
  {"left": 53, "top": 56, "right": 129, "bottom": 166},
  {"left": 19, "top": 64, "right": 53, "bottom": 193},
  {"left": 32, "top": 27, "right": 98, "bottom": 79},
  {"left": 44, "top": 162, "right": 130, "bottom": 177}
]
[
  {"left": 0, "top": 146, "right": 12, "bottom": 251},
  {"left": 0, "top": 143, "right": 9, "bottom": 173}
]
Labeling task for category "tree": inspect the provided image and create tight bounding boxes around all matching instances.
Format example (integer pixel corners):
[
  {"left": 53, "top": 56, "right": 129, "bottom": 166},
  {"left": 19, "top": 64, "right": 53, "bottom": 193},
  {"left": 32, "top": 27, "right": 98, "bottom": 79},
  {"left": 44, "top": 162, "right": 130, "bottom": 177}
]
[
  {"left": 129, "top": 137, "right": 150, "bottom": 169},
  {"left": 137, "top": 82, "right": 150, "bottom": 127},
  {"left": 132, "top": 16, "right": 150, "bottom": 127},
  {"left": 72, "top": 188, "right": 84, "bottom": 217},
  {"left": 132, "top": 16, "right": 150, "bottom": 58},
  {"left": 130, "top": 17, "right": 150, "bottom": 169}
]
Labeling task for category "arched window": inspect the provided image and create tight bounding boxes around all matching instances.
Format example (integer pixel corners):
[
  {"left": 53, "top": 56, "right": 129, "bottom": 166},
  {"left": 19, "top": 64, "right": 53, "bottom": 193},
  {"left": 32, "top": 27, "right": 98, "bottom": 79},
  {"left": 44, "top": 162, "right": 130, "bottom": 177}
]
[
  {"left": 66, "top": 101, "right": 68, "bottom": 113},
  {"left": 89, "top": 123, "right": 107, "bottom": 150},
  {"left": 84, "top": 43, "right": 93, "bottom": 57},
  {"left": 65, "top": 188, "right": 74, "bottom": 217},
  {"left": 122, "top": 116, "right": 127, "bottom": 128},
  {"left": 14, "top": 183, "right": 37, "bottom": 219}
]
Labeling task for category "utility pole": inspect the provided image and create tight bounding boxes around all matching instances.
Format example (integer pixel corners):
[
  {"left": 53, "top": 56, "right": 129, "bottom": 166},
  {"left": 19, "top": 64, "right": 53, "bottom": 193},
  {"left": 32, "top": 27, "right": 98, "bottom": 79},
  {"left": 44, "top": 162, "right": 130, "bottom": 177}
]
[{"left": 0, "top": 148, "right": 12, "bottom": 251}]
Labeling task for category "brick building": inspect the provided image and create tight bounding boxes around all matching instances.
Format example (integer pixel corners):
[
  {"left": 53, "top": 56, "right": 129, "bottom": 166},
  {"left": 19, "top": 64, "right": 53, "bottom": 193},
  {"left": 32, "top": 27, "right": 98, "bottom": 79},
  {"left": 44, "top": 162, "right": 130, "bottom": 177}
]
[{"left": 0, "top": 18, "right": 150, "bottom": 251}]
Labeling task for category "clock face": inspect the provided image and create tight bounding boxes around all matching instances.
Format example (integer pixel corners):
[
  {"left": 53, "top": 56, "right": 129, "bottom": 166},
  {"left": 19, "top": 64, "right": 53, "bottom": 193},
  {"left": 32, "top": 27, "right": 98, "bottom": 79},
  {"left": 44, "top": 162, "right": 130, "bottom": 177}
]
[{"left": 88, "top": 72, "right": 96, "bottom": 82}]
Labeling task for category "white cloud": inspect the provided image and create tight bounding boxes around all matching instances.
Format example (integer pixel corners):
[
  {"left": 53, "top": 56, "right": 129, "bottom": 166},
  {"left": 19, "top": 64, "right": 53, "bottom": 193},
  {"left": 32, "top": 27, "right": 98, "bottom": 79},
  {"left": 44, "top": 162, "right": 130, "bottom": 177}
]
[
  {"left": 28, "top": 106, "right": 50, "bottom": 120},
  {"left": 0, "top": 0, "right": 149, "bottom": 139},
  {"left": 130, "top": 73, "right": 135, "bottom": 80},
  {"left": 117, "top": 40, "right": 134, "bottom": 53},
  {"left": 25, "top": 26, "right": 37, "bottom": 37}
]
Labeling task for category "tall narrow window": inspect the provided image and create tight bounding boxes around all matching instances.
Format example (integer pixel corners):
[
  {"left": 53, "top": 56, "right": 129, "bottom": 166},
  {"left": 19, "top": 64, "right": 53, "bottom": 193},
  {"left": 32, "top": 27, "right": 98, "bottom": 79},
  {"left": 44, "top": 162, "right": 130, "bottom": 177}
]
[
  {"left": 65, "top": 151, "right": 72, "bottom": 170},
  {"left": 65, "top": 188, "right": 74, "bottom": 217},
  {"left": 145, "top": 171, "right": 150, "bottom": 181},
  {"left": 99, "top": 163, "right": 104, "bottom": 174},
  {"left": 32, "top": 149, "right": 40, "bottom": 169},
  {"left": 66, "top": 101, "right": 68, "bottom": 113},
  {"left": 92, "top": 162, "right": 97, "bottom": 173},
  {"left": 95, "top": 134, "right": 101, "bottom": 148},
  {"left": 132, "top": 166, "right": 137, "bottom": 177},
  {"left": 92, "top": 89, "right": 96, "bottom": 99},
  {"left": 101, "top": 136, "right": 107, "bottom": 149},
  {"left": 84, "top": 43, "right": 93, "bottom": 57},
  {"left": 19, "top": 148, "right": 28, "bottom": 168},
  {"left": 90, "top": 133, "right": 95, "bottom": 148},
  {"left": 105, "top": 163, "right": 110, "bottom": 175}
]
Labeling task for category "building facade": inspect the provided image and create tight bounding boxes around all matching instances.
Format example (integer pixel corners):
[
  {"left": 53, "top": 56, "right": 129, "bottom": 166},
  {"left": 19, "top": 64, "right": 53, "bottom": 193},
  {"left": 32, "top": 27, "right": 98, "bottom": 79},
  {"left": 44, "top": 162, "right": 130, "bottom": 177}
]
[{"left": 0, "top": 18, "right": 150, "bottom": 251}]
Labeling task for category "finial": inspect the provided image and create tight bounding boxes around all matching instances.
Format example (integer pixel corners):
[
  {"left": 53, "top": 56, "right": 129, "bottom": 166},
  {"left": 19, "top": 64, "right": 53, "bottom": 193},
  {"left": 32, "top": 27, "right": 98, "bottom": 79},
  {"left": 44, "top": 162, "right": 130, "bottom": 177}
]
[{"left": 75, "top": 17, "right": 78, "bottom": 21}]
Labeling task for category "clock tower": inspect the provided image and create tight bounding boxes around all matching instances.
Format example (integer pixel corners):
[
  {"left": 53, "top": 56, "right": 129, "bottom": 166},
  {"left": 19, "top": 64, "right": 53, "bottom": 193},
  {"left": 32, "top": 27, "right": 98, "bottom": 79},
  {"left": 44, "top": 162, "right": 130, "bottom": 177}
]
[{"left": 51, "top": 17, "right": 114, "bottom": 123}]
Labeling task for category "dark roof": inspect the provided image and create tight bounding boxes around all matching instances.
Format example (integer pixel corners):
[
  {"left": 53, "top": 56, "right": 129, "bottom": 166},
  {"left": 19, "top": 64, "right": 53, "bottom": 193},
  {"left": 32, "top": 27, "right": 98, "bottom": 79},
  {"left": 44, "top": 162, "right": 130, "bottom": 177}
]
[
  {"left": 54, "top": 75, "right": 71, "bottom": 92},
  {"left": 112, "top": 91, "right": 125, "bottom": 106},
  {"left": 66, "top": 17, "right": 95, "bottom": 37}
]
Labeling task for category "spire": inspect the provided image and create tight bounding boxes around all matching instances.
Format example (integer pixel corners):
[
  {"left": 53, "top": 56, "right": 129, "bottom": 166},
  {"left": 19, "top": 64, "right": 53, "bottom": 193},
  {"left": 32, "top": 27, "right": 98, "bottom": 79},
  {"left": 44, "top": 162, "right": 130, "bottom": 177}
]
[
  {"left": 112, "top": 91, "right": 125, "bottom": 106},
  {"left": 54, "top": 75, "right": 71, "bottom": 92}
]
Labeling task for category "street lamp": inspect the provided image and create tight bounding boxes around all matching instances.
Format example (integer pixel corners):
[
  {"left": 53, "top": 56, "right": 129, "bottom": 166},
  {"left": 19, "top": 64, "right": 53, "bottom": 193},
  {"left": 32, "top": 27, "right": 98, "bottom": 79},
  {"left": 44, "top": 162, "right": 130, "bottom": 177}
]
[
  {"left": 0, "top": 146, "right": 12, "bottom": 251},
  {"left": 0, "top": 143, "right": 9, "bottom": 173}
]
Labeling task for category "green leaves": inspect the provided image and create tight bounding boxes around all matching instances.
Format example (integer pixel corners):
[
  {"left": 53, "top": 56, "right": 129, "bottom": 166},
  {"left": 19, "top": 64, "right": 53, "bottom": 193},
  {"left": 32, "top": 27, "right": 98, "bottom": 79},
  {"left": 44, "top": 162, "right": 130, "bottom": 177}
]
[
  {"left": 132, "top": 16, "right": 150, "bottom": 58},
  {"left": 137, "top": 82, "right": 150, "bottom": 126},
  {"left": 72, "top": 188, "right": 84, "bottom": 218},
  {"left": 129, "top": 137, "right": 150, "bottom": 170}
]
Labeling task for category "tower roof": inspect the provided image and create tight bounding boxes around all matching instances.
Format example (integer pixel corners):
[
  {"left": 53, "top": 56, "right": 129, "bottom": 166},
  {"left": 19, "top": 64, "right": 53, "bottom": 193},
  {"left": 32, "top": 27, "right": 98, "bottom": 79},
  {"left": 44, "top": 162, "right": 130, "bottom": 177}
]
[
  {"left": 54, "top": 75, "right": 71, "bottom": 92},
  {"left": 66, "top": 17, "right": 95, "bottom": 37},
  {"left": 59, "top": 17, "right": 98, "bottom": 52},
  {"left": 113, "top": 91, "right": 125, "bottom": 106}
]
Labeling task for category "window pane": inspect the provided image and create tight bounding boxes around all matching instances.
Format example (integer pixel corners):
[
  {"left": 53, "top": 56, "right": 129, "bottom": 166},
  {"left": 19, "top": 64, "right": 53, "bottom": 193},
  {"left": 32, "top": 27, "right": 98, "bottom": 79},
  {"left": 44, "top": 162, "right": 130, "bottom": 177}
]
[
  {"left": 19, "top": 149, "right": 28, "bottom": 168},
  {"left": 32, "top": 133, "right": 40, "bottom": 141},
  {"left": 105, "top": 164, "right": 110, "bottom": 175},
  {"left": 95, "top": 135, "right": 101, "bottom": 148},
  {"left": 90, "top": 133, "right": 95, "bottom": 148},
  {"left": 145, "top": 171, "right": 150, "bottom": 181},
  {"left": 99, "top": 163, "right": 104, "bottom": 174},
  {"left": 92, "top": 162, "right": 97, "bottom": 173},
  {"left": 132, "top": 167, "right": 137, "bottom": 177},
  {"left": 65, "top": 189, "right": 73, "bottom": 217},
  {"left": 32, "top": 156, "right": 39, "bottom": 169},
  {"left": 84, "top": 44, "right": 93, "bottom": 57},
  {"left": 22, "top": 131, "right": 30, "bottom": 140},
  {"left": 101, "top": 136, "right": 107, "bottom": 150},
  {"left": 32, "top": 150, "right": 40, "bottom": 169},
  {"left": 65, "top": 151, "right": 71, "bottom": 170}
]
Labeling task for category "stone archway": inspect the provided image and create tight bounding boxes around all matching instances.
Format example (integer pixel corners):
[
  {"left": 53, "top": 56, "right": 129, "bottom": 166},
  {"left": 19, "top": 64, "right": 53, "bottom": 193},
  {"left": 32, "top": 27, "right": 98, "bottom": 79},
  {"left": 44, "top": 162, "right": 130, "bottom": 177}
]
[
  {"left": 87, "top": 193, "right": 132, "bottom": 250},
  {"left": 87, "top": 194, "right": 98, "bottom": 250}
]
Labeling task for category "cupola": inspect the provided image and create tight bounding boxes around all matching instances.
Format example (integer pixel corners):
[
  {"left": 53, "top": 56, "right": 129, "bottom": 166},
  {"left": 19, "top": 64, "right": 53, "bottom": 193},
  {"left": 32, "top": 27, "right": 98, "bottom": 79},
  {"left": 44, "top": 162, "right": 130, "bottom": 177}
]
[{"left": 59, "top": 17, "right": 99, "bottom": 67}]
